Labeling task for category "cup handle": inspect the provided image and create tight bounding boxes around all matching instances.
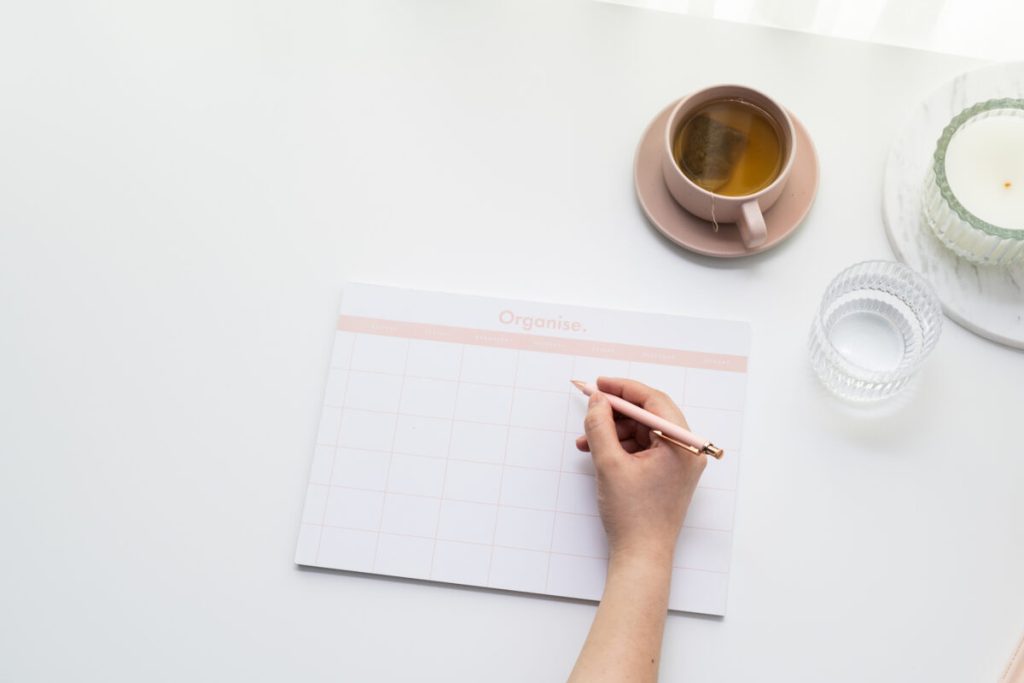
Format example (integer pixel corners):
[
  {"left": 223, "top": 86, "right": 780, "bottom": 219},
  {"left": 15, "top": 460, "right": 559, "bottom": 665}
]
[{"left": 737, "top": 200, "right": 768, "bottom": 248}]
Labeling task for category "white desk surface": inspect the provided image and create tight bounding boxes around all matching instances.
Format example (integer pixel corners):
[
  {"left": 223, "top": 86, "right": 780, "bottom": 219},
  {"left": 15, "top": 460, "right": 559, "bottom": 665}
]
[{"left": 1, "top": 1, "right": 1021, "bottom": 681}]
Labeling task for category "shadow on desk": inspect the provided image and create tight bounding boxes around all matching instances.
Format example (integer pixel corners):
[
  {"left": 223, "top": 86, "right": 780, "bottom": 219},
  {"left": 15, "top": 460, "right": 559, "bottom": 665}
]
[{"left": 295, "top": 564, "right": 724, "bottom": 622}]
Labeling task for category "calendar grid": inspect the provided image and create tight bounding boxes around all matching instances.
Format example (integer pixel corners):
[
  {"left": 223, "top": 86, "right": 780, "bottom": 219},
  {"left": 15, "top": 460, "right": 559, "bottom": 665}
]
[
  {"left": 544, "top": 356, "right": 581, "bottom": 592},
  {"left": 427, "top": 344, "right": 466, "bottom": 578},
  {"left": 314, "top": 522, "right": 730, "bottom": 574},
  {"left": 312, "top": 335, "right": 358, "bottom": 563},
  {"left": 297, "top": 285, "right": 749, "bottom": 616},
  {"left": 322, "top": 396, "right": 743, "bottom": 418},
  {"left": 322, "top": 368, "right": 579, "bottom": 397},
  {"left": 484, "top": 349, "right": 521, "bottom": 586},
  {"left": 370, "top": 338, "right": 412, "bottom": 572},
  {"left": 308, "top": 442, "right": 740, "bottom": 490},
  {"left": 313, "top": 483, "right": 736, "bottom": 532}
]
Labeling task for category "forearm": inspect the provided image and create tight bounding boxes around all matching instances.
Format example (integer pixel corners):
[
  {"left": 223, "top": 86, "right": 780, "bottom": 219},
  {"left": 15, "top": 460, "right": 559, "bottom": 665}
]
[{"left": 568, "top": 548, "right": 674, "bottom": 683}]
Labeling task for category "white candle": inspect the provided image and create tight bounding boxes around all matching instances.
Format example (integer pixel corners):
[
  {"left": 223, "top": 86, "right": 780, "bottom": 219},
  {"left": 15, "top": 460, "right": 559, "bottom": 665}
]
[{"left": 944, "top": 113, "right": 1024, "bottom": 231}]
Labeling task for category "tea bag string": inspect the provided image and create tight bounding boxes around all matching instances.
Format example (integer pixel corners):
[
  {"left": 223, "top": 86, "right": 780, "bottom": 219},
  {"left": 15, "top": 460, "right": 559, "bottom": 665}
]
[{"left": 710, "top": 195, "right": 720, "bottom": 232}]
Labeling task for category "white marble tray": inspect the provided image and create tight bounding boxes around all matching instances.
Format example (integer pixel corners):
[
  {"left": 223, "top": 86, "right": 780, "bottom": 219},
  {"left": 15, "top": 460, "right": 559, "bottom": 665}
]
[{"left": 882, "top": 62, "right": 1024, "bottom": 349}]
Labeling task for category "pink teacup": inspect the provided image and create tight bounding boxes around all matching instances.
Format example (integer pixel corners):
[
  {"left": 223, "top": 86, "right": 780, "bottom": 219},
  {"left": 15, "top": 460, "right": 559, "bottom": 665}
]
[{"left": 661, "top": 85, "right": 797, "bottom": 248}]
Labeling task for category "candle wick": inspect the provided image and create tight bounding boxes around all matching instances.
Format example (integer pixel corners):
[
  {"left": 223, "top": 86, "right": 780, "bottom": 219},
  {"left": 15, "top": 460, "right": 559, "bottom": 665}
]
[{"left": 1005, "top": 181, "right": 1013, "bottom": 189}]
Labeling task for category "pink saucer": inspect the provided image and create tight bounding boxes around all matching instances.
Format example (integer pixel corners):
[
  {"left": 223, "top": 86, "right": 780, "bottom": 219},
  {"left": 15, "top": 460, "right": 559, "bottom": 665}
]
[{"left": 635, "top": 98, "right": 819, "bottom": 258}]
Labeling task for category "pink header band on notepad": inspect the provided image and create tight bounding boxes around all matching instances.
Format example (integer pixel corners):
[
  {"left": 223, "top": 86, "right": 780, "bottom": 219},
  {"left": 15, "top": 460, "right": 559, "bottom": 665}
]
[{"left": 337, "top": 315, "right": 747, "bottom": 372}]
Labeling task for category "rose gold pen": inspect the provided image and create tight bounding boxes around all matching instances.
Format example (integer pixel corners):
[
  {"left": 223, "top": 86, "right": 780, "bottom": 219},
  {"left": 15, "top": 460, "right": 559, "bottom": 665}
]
[{"left": 571, "top": 380, "right": 724, "bottom": 459}]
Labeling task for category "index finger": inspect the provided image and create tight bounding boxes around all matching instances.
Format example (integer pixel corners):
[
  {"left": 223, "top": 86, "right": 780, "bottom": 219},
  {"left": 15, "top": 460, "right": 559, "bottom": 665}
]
[{"left": 595, "top": 376, "right": 687, "bottom": 426}]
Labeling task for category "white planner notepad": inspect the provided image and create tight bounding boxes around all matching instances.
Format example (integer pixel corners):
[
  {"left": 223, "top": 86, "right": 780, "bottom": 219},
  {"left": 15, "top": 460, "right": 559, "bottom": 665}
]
[{"left": 295, "top": 283, "right": 750, "bottom": 615}]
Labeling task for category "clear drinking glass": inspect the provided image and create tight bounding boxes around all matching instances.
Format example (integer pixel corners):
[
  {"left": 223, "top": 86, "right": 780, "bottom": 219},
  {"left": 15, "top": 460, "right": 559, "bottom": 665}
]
[
  {"left": 808, "top": 261, "right": 943, "bottom": 402},
  {"left": 922, "top": 98, "right": 1024, "bottom": 266}
]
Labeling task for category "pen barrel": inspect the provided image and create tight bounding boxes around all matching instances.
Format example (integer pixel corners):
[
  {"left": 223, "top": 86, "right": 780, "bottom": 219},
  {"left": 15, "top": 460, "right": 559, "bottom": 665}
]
[{"left": 601, "top": 391, "right": 706, "bottom": 450}]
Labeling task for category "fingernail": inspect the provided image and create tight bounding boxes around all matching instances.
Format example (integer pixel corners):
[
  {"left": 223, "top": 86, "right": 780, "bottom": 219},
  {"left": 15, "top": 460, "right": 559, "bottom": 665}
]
[{"left": 589, "top": 391, "right": 605, "bottom": 406}]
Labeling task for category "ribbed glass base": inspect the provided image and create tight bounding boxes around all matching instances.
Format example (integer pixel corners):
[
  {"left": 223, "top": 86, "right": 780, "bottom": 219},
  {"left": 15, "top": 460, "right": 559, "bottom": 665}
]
[{"left": 809, "top": 261, "right": 942, "bottom": 402}]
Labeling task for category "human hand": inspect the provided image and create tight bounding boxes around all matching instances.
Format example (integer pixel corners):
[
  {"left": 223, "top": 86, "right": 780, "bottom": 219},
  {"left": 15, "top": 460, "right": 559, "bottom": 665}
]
[{"left": 575, "top": 377, "right": 706, "bottom": 566}]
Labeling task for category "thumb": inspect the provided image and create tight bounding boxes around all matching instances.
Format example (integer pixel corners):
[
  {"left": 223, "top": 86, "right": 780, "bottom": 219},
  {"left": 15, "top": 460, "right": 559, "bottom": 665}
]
[{"left": 583, "top": 392, "right": 622, "bottom": 462}]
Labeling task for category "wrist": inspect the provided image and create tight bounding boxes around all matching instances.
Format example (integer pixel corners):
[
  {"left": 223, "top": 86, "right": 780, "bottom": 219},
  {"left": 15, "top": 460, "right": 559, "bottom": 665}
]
[
  {"left": 603, "top": 545, "right": 674, "bottom": 606},
  {"left": 608, "top": 539, "right": 676, "bottom": 574}
]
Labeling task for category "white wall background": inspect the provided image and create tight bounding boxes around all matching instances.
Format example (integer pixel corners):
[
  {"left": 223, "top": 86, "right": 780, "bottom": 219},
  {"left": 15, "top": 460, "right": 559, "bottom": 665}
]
[{"left": 599, "top": 0, "right": 1024, "bottom": 60}]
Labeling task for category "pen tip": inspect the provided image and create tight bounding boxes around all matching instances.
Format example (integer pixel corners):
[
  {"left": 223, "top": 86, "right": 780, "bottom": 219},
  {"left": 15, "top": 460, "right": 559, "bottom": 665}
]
[{"left": 570, "top": 379, "right": 585, "bottom": 390}]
